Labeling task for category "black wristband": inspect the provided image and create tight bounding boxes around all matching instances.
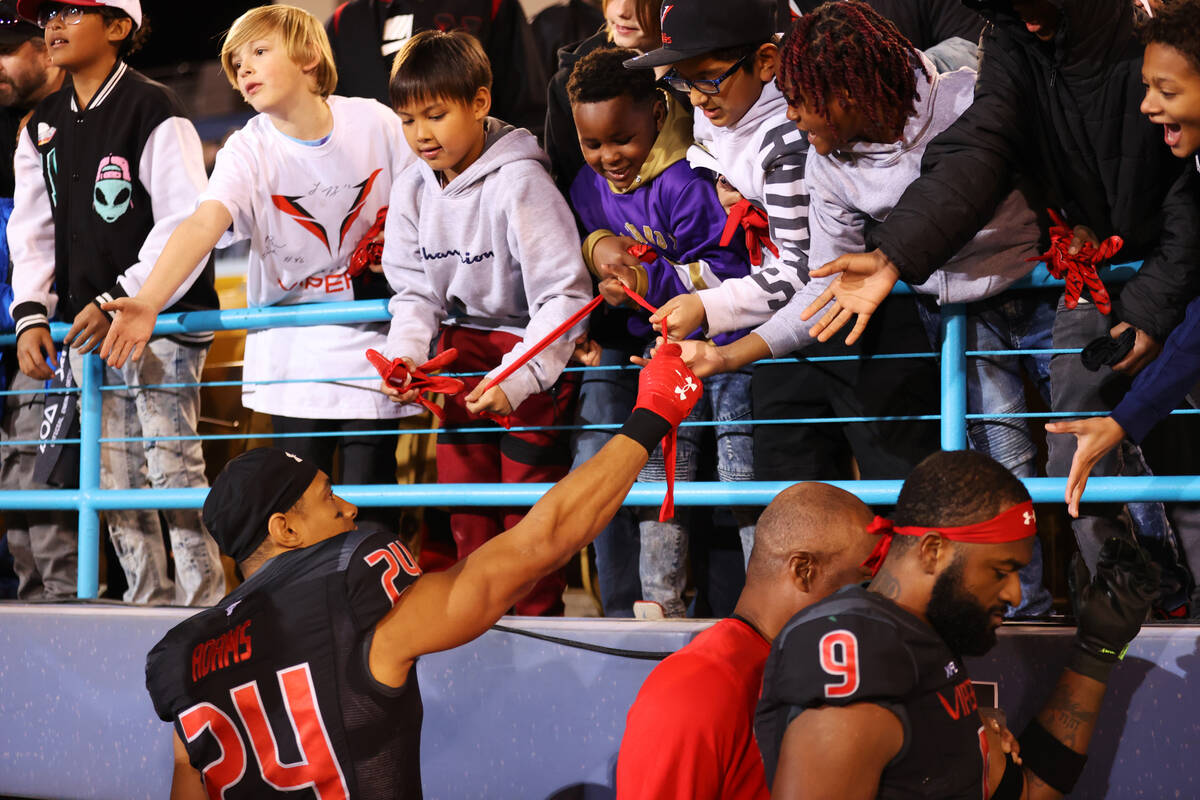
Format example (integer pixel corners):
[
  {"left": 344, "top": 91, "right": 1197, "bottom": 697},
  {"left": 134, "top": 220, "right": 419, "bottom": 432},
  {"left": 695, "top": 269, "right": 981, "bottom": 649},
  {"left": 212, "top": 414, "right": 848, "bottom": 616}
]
[
  {"left": 990, "top": 752, "right": 1023, "bottom": 800},
  {"left": 619, "top": 408, "right": 672, "bottom": 454},
  {"left": 1067, "top": 641, "right": 1117, "bottom": 683},
  {"left": 1018, "top": 718, "right": 1088, "bottom": 795}
]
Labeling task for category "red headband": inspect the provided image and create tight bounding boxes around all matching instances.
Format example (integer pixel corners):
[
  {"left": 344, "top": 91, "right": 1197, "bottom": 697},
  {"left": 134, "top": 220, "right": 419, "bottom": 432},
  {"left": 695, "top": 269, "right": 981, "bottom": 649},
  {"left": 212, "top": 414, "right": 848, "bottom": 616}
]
[{"left": 862, "top": 500, "right": 1037, "bottom": 577}]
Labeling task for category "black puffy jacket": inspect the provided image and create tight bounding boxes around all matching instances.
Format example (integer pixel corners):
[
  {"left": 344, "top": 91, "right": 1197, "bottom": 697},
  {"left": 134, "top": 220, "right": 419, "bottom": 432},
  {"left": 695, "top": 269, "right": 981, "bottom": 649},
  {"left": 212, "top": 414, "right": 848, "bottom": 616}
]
[{"left": 867, "top": 0, "right": 1200, "bottom": 340}]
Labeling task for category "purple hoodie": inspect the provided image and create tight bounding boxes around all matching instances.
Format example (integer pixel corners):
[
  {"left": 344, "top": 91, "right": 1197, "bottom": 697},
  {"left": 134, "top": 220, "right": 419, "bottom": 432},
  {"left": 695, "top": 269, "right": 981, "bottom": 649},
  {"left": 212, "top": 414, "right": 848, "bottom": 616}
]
[{"left": 568, "top": 97, "right": 752, "bottom": 345}]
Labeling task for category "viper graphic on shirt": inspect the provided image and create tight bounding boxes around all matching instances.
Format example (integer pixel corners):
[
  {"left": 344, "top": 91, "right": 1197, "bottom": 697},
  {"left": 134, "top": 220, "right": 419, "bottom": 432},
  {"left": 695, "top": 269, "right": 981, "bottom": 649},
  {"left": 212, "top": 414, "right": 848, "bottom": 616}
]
[{"left": 271, "top": 168, "right": 383, "bottom": 254}]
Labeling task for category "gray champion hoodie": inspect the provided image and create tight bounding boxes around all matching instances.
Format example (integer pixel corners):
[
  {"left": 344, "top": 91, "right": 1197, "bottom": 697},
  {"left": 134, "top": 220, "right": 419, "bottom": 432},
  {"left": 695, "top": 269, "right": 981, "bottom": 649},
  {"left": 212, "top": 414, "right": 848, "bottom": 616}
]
[
  {"left": 382, "top": 118, "right": 592, "bottom": 409},
  {"left": 755, "top": 56, "right": 1041, "bottom": 357}
]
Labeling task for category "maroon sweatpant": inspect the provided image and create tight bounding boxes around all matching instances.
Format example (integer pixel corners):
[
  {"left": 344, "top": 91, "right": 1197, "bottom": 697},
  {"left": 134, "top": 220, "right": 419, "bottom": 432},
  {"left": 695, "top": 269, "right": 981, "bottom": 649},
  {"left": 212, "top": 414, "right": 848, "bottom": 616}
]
[{"left": 435, "top": 326, "right": 578, "bottom": 615}]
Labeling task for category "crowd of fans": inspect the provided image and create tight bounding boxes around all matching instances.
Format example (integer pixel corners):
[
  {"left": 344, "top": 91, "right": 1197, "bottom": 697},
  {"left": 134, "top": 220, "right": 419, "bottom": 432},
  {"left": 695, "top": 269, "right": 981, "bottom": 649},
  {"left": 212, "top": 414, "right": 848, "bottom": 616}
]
[{"left": 0, "top": 0, "right": 1198, "bottom": 625}]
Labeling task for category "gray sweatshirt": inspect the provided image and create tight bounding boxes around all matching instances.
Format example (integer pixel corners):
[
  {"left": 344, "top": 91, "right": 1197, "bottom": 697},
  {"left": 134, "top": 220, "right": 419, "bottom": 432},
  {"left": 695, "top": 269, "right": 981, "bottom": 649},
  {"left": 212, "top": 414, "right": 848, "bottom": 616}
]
[
  {"left": 383, "top": 118, "right": 592, "bottom": 409},
  {"left": 754, "top": 58, "right": 1040, "bottom": 357}
]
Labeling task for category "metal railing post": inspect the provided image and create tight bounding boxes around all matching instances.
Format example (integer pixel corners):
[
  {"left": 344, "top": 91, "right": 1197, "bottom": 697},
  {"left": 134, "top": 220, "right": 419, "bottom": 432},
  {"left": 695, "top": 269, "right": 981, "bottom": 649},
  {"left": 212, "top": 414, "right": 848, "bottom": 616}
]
[
  {"left": 940, "top": 303, "right": 968, "bottom": 451},
  {"left": 76, "top": 353, "right": 103, "bottom": 599}
]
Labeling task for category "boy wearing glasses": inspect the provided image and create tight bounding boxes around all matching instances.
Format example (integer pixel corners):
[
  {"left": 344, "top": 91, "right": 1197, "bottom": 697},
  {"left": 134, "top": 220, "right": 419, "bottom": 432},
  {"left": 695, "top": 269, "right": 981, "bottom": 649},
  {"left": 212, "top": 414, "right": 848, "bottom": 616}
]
[
  {"left": 628, "top": 0, "right": 940, "bottom": 489},
  {"left": 8, "top": 0, "right": 224, "bottom": 605}
]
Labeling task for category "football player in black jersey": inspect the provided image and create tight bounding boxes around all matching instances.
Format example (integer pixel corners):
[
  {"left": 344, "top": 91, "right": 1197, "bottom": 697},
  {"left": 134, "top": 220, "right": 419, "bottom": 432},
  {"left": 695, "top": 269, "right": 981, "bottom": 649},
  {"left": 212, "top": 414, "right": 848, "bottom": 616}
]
[
  {"left": 756, "top": 449, "right": 1159, "bottom": 800},
  {"left": 146, "top": 343, "right": 703, "bottom": 800}
]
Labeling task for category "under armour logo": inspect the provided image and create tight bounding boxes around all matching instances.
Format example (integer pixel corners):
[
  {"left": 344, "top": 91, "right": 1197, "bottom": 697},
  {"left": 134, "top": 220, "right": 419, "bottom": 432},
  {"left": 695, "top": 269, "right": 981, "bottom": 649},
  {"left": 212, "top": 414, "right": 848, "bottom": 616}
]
[
  {"left": 674, "top": 375, "right": 698, "bottom": 400},
  {"left": 1023, "top": 510, "right": 1036, "bottom": 526}
]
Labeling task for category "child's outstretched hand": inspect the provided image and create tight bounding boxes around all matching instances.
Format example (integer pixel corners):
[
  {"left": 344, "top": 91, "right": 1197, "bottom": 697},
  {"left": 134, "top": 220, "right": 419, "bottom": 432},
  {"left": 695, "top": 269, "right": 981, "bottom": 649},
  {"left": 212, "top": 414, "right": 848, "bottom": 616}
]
[
  {"left": 650, "top": 294, "right": 705, "bottom": 340},
  {"left": 99, "top": 296, "right": 157, "bottom": 367},
  {"left": 1044, "top": 416, "right": 1126, "bottom": 517},
  {"left": 465, "top": 381, "right": 513, "bottom": 417}
]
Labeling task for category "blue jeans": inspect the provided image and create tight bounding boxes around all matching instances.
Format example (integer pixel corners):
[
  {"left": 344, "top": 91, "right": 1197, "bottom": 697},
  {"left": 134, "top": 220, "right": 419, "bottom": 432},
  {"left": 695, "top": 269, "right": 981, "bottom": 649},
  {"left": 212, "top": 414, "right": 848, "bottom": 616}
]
[
  {"left": 570, "top": 345, "right": 640, "bottom": 617},
  {"left": 1046, "top": 298, "right": 1193, "bottom": 613},
  {"left": 72, "top": 341, "right": 223, "bottom": 606},
  {"left": 638, "top": 369, "right": 755, "bottom": 617},
  {"left": 919, "top": 291, "right": 1056, "bottom": 616}
]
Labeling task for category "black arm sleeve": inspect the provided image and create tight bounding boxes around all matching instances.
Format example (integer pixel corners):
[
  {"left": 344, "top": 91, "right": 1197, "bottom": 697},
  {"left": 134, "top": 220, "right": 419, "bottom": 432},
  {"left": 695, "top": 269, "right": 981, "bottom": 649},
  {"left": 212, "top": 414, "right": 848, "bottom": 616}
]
[
  {"left": 1118, "top": 166, "right": 1200, "bottom": 340},
  {"left": 866, "top": 31, "right": 1026, "bottom": 284}
]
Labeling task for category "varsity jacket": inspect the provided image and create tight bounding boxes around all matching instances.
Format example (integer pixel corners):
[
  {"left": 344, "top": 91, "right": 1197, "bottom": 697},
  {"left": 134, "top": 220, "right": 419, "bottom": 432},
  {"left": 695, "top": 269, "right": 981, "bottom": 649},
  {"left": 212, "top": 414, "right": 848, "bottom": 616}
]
[
  {"left": 569, "top": 94, "right": 753, "bottom": 345},
  {"left": 9, "top": 61, "right": 217, "bottom": 345},
  {"left": 866, "top": 0, "right": 1200, "bottom": 342}
]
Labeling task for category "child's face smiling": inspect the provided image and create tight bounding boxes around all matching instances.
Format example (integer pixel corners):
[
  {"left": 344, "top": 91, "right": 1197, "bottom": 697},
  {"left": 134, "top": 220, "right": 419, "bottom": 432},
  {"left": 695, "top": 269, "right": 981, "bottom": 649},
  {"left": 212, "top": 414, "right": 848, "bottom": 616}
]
[
  {"left": 231, "top": 34, "right": 316, "bottom": 115},
  {"left": 1141, "top": 42, "right": 1200, "bottom": 158},
  {"left": 573, "top": 94, "right": 665, "bottom": 190},
  {"left": 671, "top": 46, "right": 775, "bottom": 129},
  {"left": 397, "top": 89, "right": 490, "bottom": 183}
]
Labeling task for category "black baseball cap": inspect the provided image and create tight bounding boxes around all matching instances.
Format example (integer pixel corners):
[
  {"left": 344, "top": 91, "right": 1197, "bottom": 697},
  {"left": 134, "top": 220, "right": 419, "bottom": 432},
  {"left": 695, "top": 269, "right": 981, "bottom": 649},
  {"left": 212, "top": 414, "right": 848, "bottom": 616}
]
[
  {"left": 0, "top": 0, "right": 40, "bottom": 45},
  {"left": 624, "top": 0, "right": 776, "bottom": 69},
  {"left": 203, "top": 448, "right": 320, "bottom": 563}
]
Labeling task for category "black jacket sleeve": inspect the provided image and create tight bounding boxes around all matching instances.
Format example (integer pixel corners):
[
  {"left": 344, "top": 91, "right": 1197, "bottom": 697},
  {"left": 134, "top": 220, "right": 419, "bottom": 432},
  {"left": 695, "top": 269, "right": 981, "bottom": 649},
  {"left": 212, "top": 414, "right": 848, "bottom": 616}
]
[
  {"left": 487, "top": 0, "right": 549, "bottom": 137},
  {"left": 866, "top": 30, "right": 1026, "bottom": 283},
  {"left": 923, "top": 0, "right": 985, "bottom": 44},
  {"left": 545, "top": 64, "right": 582, "bottom": 195},
  {"left": 1118, "top": 166, "right": 1200, "bottom": 340}
]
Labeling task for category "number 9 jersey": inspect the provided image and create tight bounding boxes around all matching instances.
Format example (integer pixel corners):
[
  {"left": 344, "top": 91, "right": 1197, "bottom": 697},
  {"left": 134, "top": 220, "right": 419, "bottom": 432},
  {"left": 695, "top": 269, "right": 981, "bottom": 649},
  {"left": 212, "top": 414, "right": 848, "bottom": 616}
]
[
  {"left": 146, "top": 528, "right": 424, "bottom": 799},
  {"left": 754, "top": 585, "right": 988, "bottom": 799}
]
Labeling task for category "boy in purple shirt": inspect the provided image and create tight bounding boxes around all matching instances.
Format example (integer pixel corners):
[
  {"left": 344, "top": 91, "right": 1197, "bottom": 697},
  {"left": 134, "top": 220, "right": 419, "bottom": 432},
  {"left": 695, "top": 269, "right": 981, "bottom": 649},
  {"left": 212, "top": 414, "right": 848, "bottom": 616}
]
[{"left": 568, "top": 47, "right": 756, "bottom": 615}]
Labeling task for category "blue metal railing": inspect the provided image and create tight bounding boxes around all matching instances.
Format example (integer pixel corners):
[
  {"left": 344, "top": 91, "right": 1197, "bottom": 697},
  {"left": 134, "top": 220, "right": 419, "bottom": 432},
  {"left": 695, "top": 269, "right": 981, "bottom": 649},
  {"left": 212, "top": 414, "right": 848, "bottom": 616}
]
[{"left": 3, "top": 262, "right": 1193, "bottom": 599}]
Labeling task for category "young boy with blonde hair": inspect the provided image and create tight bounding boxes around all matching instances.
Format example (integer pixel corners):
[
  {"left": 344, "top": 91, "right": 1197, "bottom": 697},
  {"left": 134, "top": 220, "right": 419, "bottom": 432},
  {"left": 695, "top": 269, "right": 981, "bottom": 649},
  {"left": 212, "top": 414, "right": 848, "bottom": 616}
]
[
  {"left": 101, "top": 4, "right": 417, "bottom": 531},
  {"left": 10, "top": 0, "right": 223, "bottom": 604},
  {"left": 381, "top": 30, "right": 592, "bottom": 615}
]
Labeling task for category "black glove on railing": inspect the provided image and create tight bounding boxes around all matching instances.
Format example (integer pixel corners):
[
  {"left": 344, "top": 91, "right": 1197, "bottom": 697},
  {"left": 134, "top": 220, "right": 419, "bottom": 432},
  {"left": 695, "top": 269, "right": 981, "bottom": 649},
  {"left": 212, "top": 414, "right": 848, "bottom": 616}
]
[{"left": 1068, "top": 537, "right": 1160, "bottom": 681}]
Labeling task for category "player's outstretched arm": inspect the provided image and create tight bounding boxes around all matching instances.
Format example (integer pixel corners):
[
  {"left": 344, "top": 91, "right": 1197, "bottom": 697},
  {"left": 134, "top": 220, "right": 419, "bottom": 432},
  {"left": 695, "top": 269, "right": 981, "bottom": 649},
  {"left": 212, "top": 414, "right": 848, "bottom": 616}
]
[
  {"left": 99, "top": 200, "right": 232, "bottom": 368},
  {"left": 773, "top": 703, "right": 903, "bottom": 799},
  {"left": 367, "top": 345, "right": 703, "bottom": 687},
  {"left": 1012, "top": 538, "right": 1159, "bottom": 800}
]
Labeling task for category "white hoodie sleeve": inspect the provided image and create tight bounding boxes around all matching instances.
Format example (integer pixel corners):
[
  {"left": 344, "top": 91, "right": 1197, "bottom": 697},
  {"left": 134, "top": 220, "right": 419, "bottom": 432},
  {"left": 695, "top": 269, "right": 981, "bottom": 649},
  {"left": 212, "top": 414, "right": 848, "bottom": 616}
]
[
  {"left": 9, "top": 124, "right": 58, "bottom": 338},
  {"left": 485, "top": 165, "right": 592, "bottom": 409},
  {"left": 696, "top": 120, "right": 813, "bottom": 336},
  {"left": 116, "top": 116, "right": 211, "bottom": 306},
  {"left": 383, "top": 174, "right": 446, "bottom": 364},
  {"left": 750, "top": 160, "right": 860, "bottom": 357}
]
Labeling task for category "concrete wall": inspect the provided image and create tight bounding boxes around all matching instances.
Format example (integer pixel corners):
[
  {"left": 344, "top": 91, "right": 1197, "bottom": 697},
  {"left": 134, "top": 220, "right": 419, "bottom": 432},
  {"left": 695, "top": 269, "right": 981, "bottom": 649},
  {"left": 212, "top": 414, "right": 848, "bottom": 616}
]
[{"left": 1, "top": 606, "right": 1197, "bottom": 799}]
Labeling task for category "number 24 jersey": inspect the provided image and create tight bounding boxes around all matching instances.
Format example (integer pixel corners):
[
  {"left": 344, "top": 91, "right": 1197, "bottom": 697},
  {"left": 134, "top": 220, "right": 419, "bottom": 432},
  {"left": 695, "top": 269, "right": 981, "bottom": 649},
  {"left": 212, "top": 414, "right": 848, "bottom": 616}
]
[{"left": 146, "top": 528, "right": 425, "bottom": 799}]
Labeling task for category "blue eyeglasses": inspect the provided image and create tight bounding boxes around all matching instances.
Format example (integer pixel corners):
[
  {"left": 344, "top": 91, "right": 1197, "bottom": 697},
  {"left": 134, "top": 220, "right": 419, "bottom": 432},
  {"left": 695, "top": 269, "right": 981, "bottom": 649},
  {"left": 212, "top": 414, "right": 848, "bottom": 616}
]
[{"left": 662, "top": 55, "right": 749, "bottom": 96}]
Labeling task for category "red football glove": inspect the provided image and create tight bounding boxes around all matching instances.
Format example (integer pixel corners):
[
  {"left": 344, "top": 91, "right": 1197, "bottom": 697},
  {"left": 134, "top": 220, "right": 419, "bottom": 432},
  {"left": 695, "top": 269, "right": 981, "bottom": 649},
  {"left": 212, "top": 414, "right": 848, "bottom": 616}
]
[
  {"left": 632, "top": 343, "right": 703, "bottom": 523},
  {"left": 635, "top": 342, "right": 703, "bottom": 427}
]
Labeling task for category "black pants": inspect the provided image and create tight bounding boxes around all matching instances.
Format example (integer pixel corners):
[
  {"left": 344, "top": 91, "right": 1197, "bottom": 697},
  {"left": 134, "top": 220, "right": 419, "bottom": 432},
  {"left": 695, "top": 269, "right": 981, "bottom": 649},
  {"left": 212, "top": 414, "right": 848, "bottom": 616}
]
[
  {"left": 270, "top": 415, "right": 401, "bottom": 531},
  {"left": 752, "top": 296, "right": 941, "bottom": 481}
]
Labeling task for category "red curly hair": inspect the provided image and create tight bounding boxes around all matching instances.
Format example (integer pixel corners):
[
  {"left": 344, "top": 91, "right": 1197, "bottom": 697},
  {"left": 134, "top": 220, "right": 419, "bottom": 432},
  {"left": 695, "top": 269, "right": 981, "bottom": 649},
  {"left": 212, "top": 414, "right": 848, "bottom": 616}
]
[{"left": 777, "top": 1, "right": 928, "bottom": 140}]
